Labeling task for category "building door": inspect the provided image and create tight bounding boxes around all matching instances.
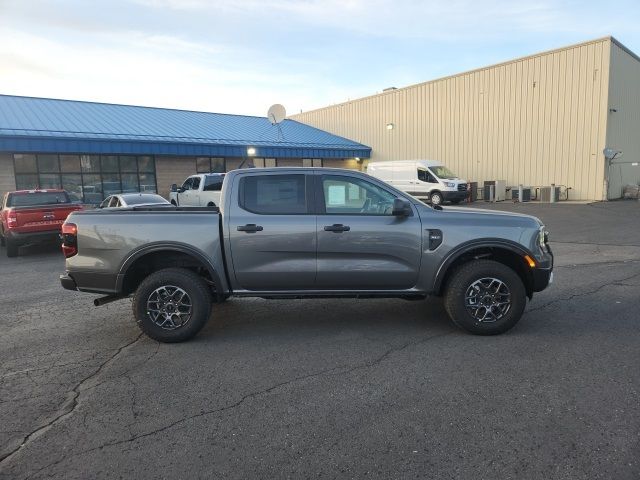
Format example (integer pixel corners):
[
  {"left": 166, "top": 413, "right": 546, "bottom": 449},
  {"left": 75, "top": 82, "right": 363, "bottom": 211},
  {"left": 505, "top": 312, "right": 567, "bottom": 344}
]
[
  {"left": 227, "top": 172, "right": 316, "bottom": 290},
  {"left": 314, "top": 173, "right": 422, "bottom": 289}
]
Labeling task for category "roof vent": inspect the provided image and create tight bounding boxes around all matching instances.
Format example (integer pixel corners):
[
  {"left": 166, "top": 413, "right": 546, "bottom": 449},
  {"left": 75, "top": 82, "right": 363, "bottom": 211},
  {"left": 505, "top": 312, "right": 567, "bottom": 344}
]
[{"left": 382, "top": 87, "right": 397, "bottom": 92}]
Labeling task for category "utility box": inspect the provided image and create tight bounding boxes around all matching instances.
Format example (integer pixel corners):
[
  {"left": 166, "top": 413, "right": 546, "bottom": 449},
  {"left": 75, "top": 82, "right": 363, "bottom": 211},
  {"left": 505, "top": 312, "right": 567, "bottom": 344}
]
[
  {"left": 511, "top": 187, "right": 532, "bottom": 202},
  {"left": 468, "top": 182, "right": 478, "bottom": 202},
  {"left": 484, "top": 180, "right": 506, "bottom": 202},
  {"left": 540, "top": 186, "right": 561, "bottom": 202}
]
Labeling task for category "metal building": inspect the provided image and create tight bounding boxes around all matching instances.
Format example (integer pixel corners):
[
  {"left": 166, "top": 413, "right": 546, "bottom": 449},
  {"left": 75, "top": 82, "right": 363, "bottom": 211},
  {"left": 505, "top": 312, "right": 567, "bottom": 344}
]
[
  {"left": 0, "top": 95, "right": 370, "bottom": 202},
  {"left": 292, "top": 37, "right": 640, "bottom": 201}
]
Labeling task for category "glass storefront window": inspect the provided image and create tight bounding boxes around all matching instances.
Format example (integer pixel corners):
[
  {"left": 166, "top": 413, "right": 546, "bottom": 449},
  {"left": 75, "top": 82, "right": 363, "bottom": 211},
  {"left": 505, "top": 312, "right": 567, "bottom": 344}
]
[
  {"left": 121, "top": 173, "right": 139, "bottom": 193},
  {"left": 15, "top": 174, "right": 38, "bottom": 190},
  {"left": 138, "top": 156, "right": 155, "bottom": 172},
  {"left": 61, "top": 174, "right": 83, "bottom": 202},
  {"left": 81, "top": 155, "right": 100, "bottom": 172},
  {"left": 101, "top": 156, "right": 119, "bottom": 172},
  {"left": 196, "top": 157, "right": 225, "bottom": 173},
  {"left": 196, "top": 157, "right": 210, "bottom": 173},
  {"left": 102, "top": 173, "right": 121, "bottom": 196},
  {"left": 211, "top": 158, "right": 225, "bottom": 173},
  {"left": 37, "top": 155, "right": 59, "bottom": 173},
  {"left": 12, "top": 153, "right": 158, "bottom": 203},
  {"left": 138, "top": 173, "right": 157, "bottom": 193},
  {"left": 60, "top": 155, "right": 81, "bottom": 172},
  {"left": 82, "top": 174, "right": 103, "bottom": 204},
  {"left": 120, "top": 156, "right": 137, "bottom": 172},
  {"left": 38, "top": 174, "right": 61, "bottom": 189},
  {"left": 14, "top": 154, "right": 37, "bottom": 173}
]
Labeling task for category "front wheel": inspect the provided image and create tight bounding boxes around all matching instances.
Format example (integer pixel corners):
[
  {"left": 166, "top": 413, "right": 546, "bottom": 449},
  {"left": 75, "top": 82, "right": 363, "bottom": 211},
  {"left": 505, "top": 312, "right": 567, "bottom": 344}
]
[
  {"left": 132, "top": 268, "right": 212, "bottom": 343},
  {"left": 430, "top": 191, "right": 443, "bottom": 205},
  {"left": 443, "top": 260, "right": 526, "bottom": 335}
]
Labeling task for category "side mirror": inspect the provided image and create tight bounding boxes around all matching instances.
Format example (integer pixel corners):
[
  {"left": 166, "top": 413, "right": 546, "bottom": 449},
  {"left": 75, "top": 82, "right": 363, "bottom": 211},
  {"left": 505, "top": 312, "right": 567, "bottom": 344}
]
[
  {"left": 170, "top": 184, "right": 178, "bottom": 193},
  {"left": 392, "top": 198, "right": 412, "bottom": 216}
]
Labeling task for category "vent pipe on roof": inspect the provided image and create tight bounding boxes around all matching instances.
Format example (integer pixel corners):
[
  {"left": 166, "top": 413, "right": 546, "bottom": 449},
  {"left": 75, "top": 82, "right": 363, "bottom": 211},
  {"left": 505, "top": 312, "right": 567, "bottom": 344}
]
[{"left": 382, "top": 87, "right": 397, "bottom": 92}]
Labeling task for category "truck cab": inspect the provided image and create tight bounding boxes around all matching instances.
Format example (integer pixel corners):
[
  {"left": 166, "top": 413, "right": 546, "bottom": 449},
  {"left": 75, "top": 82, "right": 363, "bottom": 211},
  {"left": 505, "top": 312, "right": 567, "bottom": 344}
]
[
  {"left": 169, "top": 173, "right": 225, "bottom": 207},
  {"left": 367, "top": 160, "right": 468, "bottom": 205}
]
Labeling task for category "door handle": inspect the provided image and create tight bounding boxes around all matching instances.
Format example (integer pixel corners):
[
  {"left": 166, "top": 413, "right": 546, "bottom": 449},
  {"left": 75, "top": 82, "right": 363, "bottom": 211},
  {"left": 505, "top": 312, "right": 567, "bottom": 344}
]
[
  {"left": 237, "top": 224, "right": 263, "bottom": 233},
  {"left": 324, "top": 224, "right": 350, "bottom": 232}
]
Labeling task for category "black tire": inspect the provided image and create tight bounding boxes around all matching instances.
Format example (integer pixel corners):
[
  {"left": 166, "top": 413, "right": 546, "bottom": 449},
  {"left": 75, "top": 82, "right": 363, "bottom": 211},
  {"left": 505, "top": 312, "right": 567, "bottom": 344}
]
[
  {"left": 6, "top": 239, "right": 18, "bottom": 258},
  {"left": 132, "top": 268, "right": 212, "bottom": 343},
  {"left": 170, "top": 200, "right": 177, "bottom": 206},
  {"left": 430, "top": 191, "right": 443, "bottom": 205},
  {"left": 443, "top": 260, "right": 526, "bottom": 335},
  {"left": 0, "top": 231, "right": 5, "bottom": 247},
  {"left": 206, "top": 202, "right": 216, "bottom": 207}
]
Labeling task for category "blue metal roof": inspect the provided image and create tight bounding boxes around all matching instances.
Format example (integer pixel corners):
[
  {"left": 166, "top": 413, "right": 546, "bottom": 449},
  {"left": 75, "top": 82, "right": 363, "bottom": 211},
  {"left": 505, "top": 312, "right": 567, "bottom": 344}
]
[{"left": 0, "top": 95, "right": 371, "bottom": 158}]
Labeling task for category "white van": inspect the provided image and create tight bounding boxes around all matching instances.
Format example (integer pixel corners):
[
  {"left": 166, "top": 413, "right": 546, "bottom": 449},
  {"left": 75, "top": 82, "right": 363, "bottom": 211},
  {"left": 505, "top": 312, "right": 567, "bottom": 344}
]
[{"left": 366, "top": 160, "right": 468, "bottom": 205}]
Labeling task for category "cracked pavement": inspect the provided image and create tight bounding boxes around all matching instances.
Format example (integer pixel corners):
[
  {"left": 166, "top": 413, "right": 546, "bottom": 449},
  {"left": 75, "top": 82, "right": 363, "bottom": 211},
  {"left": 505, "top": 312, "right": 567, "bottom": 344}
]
[{"left": 1, "top": 201, "right": 639, "bottom": 479}]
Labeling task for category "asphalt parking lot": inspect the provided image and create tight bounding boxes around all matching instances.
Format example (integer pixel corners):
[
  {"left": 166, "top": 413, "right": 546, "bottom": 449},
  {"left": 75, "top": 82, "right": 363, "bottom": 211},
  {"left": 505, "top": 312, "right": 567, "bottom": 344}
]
[{"left": 1, "top": 201, "right": 639, "bottom": 480}]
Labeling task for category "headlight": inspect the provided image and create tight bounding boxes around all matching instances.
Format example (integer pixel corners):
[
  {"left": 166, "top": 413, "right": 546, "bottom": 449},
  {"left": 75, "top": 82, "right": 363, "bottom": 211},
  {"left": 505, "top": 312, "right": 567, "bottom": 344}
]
[
  {"left": 446, "top": 182, "right": 456, "bottom": 188},
  {"left": 539, "top": 226, "right": 549, "bottom": 247}
]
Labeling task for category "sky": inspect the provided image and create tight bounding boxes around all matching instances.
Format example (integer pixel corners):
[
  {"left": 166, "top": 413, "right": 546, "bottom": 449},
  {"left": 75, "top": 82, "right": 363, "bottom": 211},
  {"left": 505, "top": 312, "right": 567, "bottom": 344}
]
[{"left": 0, "top": 0, "right": 639, "bottom": 117}]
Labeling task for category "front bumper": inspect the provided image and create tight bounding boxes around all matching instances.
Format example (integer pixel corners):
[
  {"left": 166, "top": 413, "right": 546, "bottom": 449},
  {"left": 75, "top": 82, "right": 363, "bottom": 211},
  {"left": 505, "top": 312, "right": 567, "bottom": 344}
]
[
  {"left": 532, "top": 243, "right": 554, "bottom": 292},
  {"left": 442, "top": 190, "right": 468, "bottom": 202}
]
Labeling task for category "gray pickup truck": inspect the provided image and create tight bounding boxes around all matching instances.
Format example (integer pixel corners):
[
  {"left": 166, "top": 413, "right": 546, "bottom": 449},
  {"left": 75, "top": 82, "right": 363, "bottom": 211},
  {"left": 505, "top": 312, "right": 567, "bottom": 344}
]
[{"left": 60, "top": 168, "right": 553, "bottom": 343}]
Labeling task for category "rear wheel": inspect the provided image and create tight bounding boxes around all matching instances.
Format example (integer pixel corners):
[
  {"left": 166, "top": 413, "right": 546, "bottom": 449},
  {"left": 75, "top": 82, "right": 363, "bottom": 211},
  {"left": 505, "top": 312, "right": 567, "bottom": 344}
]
[
  {"left": 132, "top": 268, "right": 212, "bottom": 343},
  {"left": 444, "top": 260, "right": 526, "bottom": 335},
  {"left": 6, "top": 239, "right": 18, "bottom": 257},
  {"left": 430, "top": 191, "right": 443, "bottom": 205}
]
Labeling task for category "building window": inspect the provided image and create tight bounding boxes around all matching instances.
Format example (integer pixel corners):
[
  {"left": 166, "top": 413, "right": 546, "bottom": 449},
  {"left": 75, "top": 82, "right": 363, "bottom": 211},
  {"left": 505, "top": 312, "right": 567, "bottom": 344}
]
[
  {"left": 12, "top": 154, "right": 158, "bottom": 204},
  {"left": 303, "top": 158, "right": 322, "bottom": 167},
  {"left": 196, "top": 157, "right": 225, "bottom": 173}
]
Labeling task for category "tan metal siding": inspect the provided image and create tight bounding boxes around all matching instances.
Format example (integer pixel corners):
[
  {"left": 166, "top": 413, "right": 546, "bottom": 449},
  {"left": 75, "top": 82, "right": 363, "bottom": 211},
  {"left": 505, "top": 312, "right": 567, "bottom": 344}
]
[
  {"left": 606, "top": 42, "right": 640, "bottom": 198},
  {"left": 155, "top": 156, "right": 197, "bottom": 199},
  {"left": 293, "top": 38, "right": 613, "bottom": 200}
]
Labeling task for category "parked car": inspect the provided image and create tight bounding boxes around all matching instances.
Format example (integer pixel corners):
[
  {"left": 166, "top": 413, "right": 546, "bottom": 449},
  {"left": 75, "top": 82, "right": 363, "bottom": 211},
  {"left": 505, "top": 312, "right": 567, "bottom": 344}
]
[
  {"left": 169, "top": 173, "right": 224, "bottom": 206},
  {"left": 1, "top": 189, "right": 83, "bottom": 257},
  {"left": 367, "top": 160, "right": 468, "bottom": 205},
  {"left": 60, "top": 168, "right": 553, "bottom": 343},
  {"left": 99, "top": 193, "right": 170, "bottom": 209}
]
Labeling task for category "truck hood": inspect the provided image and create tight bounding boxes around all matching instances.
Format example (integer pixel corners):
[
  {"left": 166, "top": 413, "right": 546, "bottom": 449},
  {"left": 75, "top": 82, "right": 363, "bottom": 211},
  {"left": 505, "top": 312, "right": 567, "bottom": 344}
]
[{"left": 442, "top": 205, "right": 542, "bottom": 224}]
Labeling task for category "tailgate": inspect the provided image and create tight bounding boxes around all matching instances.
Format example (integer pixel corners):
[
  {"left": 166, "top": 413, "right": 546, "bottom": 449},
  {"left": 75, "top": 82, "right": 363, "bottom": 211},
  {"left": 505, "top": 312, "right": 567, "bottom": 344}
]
[{"left": 13, "top": 205, "right": 81, "bottom": 233}]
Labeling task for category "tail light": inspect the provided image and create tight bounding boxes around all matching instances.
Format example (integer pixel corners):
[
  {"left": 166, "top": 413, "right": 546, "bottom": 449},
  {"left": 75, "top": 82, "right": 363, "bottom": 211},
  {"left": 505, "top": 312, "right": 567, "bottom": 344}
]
[
  {"left": 7, "top": 210, "right": 17, "bottom": 228},
  {"left": 61, "top": 222, "right": 78, "bottom": 258}
]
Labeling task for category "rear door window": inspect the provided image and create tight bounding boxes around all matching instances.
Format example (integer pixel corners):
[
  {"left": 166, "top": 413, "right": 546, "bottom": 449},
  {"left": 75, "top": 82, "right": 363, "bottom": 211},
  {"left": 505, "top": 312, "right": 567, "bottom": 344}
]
[
  {"left": 239, "top": 174, "right": 308, "bottom": 214},
  {"left": 203, "top": 175, "right": 224, "bottom": 191}
]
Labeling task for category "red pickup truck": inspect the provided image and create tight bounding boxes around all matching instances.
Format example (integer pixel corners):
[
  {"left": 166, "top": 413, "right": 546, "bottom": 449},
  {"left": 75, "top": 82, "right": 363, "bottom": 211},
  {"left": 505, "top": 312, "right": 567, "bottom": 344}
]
[{"left": 1, "top": 189, "right": 83, "bottom": 257}]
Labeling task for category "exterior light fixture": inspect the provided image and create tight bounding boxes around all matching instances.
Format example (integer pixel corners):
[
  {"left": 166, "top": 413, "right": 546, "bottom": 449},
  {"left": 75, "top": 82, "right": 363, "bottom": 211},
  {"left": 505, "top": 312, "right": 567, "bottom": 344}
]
[
  {"left": 355, "top": 157, "right": 360, "bottom": 161},
  {"left": 386, "top": 123, "right": 394, "bottom": 130},
  {"left": 247, "top": 147, "right": 256, "bottom": 156}
]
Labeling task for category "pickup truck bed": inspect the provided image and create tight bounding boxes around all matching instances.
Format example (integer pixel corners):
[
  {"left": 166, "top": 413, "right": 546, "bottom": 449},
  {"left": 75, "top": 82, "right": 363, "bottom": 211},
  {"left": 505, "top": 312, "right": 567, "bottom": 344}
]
[
  {"left": 60, "top": 168, "right": 553, "bottom": 343},
  {"left": 1, "top": 189, "right": 82, "bottom": 257}
]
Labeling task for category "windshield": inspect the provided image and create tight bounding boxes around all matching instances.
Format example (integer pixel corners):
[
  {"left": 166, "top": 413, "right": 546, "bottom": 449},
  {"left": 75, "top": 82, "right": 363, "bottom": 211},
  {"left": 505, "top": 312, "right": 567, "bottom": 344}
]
[
  {"left": 8, "top": 191, "right": 70, "bottom": 207},
  {"left": 430, "top": 166, "right": 457, "bottom": 180}
]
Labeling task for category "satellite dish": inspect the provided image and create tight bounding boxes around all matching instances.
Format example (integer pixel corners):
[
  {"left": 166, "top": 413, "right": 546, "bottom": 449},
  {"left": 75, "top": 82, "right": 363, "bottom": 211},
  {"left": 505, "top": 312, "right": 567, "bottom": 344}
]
[{"left": 267, "top": 104, "right": 286, "bottom": 124}]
